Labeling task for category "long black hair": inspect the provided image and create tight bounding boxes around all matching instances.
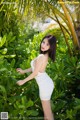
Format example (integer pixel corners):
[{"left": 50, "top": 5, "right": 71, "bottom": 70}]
[{"left": 40, "top": 35, "right": 56, "bottom": 62}]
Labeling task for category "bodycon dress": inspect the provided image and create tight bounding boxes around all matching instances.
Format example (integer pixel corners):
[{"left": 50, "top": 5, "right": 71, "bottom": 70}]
[{"left": 30, "top": 54, "right": 54, "bottom": 100}]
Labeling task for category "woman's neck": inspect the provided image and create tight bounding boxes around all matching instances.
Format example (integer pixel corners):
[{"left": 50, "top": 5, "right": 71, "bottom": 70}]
[{"left": 45, "top": 53, "right": 49, "bottom": 58}]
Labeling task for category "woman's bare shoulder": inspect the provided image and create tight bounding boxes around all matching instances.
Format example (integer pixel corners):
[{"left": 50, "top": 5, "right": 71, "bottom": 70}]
[
  {"left": 37, "top": 54, "right": 45, "bottom": 59},
  {"left": 35, "top": 54, "right": 45, "bottom": 62},
  {"left": 37, "top": 54, "right": 49, "bottom": 64},
  {"left": 38, "top": 54, "right": 44, "bottom": 57}
]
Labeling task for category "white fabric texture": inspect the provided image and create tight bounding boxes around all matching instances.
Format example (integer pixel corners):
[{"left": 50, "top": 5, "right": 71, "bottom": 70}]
[{"left": 31, "top": 55, "right": 54, "bottom": 100}]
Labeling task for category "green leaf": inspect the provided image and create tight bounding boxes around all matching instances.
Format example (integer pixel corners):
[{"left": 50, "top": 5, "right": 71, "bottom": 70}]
[
  {"left": 21, "top": 96, "right": 27, "bottom": 105},
  {"left": 54, "top": 100, "right": 66, "bottom": 111},
  {"left": 4, "top": 54, "right": 16, "bottom": 58},
  {"left": 26, "top": 110, "right": 38, "bottom": 116},
  {"left": 0, "top": 35, "right": 6, "bottom": 47},
  {"left": 0, "top": 48, "right": 7, "bottom": 54},
  {"left": 18, "top": 105, "right": 25, "bottom": 109},
  {"left": 66, "top": 109, "right": 75, "bottom": 119},
  {"left": 26, "top": 100, "right": 34, "bottom": 108},
  {"left": 11, "top": 59, "right": 15, "bottom": 67},
  {"left": 2, "top": 48, "right": 7, "bottom": 54},
  {"left": 0, "top": 85, "right": 7, "bottom": 96},
  {"left": 0, "top": 68, "right": 7, "bottom": 72}
]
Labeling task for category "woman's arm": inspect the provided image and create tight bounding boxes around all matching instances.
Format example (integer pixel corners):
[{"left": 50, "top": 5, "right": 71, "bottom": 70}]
[
  {"left": 16, "top": 55, "right": 45, "bottom": 86},
  {"left": 23, "top": 68, "right": 32, "bottom": 73},
  {"left": 16, "top": 67, "right": 32, "bottom": 74}
]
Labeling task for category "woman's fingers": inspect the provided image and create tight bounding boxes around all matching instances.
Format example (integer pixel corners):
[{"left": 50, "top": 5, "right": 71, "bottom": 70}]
[
  {"left": 16, "top": 80, "right": 21, "bottom": 85},
  {"left": 16, "top": 68, "right": 24, "bottom": 74},
  {"left": 16, "top": 80, "right": 25, "bottom": 86},
  {"left": 16, "top": 68, "right": 21, "bottom": 72}
]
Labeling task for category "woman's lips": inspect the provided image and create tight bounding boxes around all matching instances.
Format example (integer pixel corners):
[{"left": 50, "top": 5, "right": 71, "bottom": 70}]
[{"left": 41, "top": 47, "right": 44, "bottom": 50}]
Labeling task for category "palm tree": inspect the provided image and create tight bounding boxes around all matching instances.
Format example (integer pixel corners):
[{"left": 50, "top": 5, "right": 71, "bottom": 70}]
[
  {"left": 17, "top": 0, "right": 80, "bottom": 55},
  {"left": 0, "top": 0, "right": 80, "bottom": 55}
]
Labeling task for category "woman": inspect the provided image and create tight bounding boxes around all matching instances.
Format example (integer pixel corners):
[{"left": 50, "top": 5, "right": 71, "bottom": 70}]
[{"left": 16, "top": 35, "right": 56, "bottom": 120}]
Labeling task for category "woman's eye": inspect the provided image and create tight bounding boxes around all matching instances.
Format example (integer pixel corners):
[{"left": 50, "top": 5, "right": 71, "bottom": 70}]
[
  {"left": 42, "top": 41, "right": 45, "bottom": 44},
  {"left": 47, "top": 44, "right": 49, "bottom": 46}
]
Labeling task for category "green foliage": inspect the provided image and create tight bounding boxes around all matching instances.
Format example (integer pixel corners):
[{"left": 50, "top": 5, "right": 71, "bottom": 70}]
[
  {"left": 0, "top": 1, "right": 80, "bottom": 119},
  {"left": 0, "top": 25, "right": 80, "bottom": 120}
]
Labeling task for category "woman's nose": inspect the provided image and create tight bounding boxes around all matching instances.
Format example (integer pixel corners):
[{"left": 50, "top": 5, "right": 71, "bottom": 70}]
[{"left": 42, "top": 43, "right": 46, "bottom": 47}]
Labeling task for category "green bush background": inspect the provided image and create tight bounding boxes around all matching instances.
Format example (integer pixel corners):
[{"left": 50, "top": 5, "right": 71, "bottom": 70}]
[{"left": 0, "top": 16, "right": 80, "bottom": 119}]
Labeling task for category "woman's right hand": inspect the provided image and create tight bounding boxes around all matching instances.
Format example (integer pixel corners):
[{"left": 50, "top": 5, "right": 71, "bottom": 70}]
[{"left": 16, "top": 68, "right": 24, "bottom": 74}]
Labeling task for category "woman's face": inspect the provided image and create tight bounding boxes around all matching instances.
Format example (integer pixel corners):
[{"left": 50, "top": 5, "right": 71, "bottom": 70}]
[{"left": 41, "top": 38, "right": 50, "bottom": 52}]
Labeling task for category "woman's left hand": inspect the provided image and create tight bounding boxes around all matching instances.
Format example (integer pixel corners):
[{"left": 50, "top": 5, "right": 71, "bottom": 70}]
[{"left": 16, "top": 80, "right": 25, "bottom": 86}]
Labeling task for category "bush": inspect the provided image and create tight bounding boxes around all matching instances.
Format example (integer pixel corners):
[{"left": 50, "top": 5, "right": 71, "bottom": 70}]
[{"left": 0, "top": 28, "right": 80, "bottom": 120}]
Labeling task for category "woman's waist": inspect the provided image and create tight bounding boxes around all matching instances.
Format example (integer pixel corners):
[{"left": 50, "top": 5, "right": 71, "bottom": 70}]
[
  {"left": 35, "top": 72, "right": 52, "bottom": 80},
  {"left": 35, "top": 71, "right": 46, "bottom": 77},
  {"left": 35, "top": 73, "right": 54, "bottom": 86}
]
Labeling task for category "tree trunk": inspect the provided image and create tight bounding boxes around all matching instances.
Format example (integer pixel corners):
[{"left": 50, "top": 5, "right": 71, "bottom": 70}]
[{"left": 59, "top": 0, "right": 80, "bottom": 50}]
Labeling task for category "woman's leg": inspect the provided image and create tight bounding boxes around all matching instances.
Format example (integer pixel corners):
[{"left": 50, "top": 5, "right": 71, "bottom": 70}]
[{"left": 41, "top": 100, "right": 54, "bottom": 120}]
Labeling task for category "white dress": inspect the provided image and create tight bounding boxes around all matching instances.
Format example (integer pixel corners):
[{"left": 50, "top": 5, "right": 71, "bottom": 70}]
[{"left": 31, "top": 54, "right": 54, "bottom": 100}]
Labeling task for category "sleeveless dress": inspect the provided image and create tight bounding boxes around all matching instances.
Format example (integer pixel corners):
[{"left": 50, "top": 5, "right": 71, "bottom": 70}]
[{"left": 30, "top": 54, "right": 54, "bottom": 100}]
